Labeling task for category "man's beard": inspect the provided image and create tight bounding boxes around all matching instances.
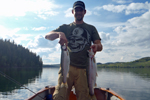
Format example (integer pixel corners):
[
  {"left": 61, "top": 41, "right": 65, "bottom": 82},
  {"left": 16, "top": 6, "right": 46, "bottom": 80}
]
[
  {"left": 75, "top": 15, "right": 83, "bottom": 21},
  {"left": 76, "top": 17, "right": 83, "bottom": 21}
]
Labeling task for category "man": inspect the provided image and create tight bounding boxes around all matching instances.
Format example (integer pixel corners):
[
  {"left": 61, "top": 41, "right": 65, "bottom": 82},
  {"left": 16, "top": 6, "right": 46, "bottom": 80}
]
[{"left": 45, "top": 1, "right": 103, "bottom": 100}]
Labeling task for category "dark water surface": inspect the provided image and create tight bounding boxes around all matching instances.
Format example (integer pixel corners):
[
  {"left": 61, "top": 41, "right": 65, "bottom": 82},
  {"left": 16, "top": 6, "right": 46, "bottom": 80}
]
[{"left": 0, "top": 67, "right": 150, "bottom": 100}]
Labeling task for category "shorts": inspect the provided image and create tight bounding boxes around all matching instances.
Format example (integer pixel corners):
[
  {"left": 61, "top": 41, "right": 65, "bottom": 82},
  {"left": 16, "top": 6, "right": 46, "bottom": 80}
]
[{"left": 53, "top": 65, "right": 91, "bottom": 100}]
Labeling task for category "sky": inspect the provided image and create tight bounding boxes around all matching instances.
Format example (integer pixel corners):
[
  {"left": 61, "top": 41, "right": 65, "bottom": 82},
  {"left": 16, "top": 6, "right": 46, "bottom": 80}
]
[{"left": 0, "top": 0, "right": 150, "bottom": 64}]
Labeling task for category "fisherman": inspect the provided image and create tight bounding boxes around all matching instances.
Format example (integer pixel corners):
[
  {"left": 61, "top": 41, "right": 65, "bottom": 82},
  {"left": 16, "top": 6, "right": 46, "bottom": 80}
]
[{"left": 45, "top": 1, "right": 103, "bottom": 100}]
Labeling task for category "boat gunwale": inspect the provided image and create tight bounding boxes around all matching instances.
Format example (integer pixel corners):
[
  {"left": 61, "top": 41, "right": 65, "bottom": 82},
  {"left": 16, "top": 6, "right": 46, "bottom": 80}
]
[
  {"left": 26, "top": 86, "right": 125, "bottom": 100},
  {"left": 26, "top": 86, "right": 55, "bottom": 100},
  {"left": 100, "top": 88, "right": 125, "bottom": 100}
]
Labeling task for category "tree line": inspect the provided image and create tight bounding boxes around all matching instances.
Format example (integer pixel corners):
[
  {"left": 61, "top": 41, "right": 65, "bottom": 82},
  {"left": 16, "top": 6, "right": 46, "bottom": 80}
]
[
  {"left": 97, "top": 57, "right": 150, "bottom": 68},
  {"left": 0, "top": 39, "right": 43, "bottom": 68}
]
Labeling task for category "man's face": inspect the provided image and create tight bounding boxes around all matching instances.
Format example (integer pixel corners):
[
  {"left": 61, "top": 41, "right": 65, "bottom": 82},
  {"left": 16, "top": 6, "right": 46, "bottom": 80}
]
[{"left": 72, "top": 7, "right": 86, "bottom": 21}]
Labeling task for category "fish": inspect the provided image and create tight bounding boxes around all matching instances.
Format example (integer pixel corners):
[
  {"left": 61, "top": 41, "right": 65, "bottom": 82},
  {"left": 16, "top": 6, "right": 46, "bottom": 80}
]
[
  {"left": 60, "top": 44, "right": 70, "bottom": 88},
  {"left": 88, "top": 49, "right": 97, "bottom": 96}
]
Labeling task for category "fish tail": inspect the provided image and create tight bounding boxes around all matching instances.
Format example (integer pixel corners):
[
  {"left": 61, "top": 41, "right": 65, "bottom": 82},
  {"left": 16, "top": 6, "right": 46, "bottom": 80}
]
[{"left": 61, "top": 82, "right": 68, "bottom": 88}]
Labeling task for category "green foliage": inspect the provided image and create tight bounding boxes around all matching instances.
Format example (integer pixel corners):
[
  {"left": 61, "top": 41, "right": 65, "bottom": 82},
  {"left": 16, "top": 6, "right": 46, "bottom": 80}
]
[
  {"left": 97, "top": 57, "right": 150, "bottom": 68},
  {"left": 0, "top": 39, "right": 43, "bottom": 68}
]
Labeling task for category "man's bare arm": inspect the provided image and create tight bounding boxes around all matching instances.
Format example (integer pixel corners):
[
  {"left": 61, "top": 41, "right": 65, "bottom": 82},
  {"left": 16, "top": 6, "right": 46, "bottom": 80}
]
[
  {"left": 45, "top": 31, "right": 68, "bottom": 46},
  {"left": 45, "top": 31, "right": 60, "bottom": 40}
]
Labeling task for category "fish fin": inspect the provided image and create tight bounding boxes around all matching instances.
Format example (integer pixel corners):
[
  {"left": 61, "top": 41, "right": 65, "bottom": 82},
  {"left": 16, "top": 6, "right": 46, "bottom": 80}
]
[
  {"left": 61, "top": 82, "right": 68, "bottom": 88},
  {"left": 67, "top": 46, "right": 71, "bottom": 52}
]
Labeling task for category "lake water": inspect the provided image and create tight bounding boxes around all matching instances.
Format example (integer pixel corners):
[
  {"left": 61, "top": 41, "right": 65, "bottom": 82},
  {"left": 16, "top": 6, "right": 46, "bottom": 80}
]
[{"left": 0, "top": 67, "right": 150, "bottom": 100}]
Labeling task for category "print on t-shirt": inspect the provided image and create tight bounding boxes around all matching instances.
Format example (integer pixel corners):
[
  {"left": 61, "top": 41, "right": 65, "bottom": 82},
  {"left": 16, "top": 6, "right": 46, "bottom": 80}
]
[{"left": 68, "top": 27, "right": 90, "bottom": 52}]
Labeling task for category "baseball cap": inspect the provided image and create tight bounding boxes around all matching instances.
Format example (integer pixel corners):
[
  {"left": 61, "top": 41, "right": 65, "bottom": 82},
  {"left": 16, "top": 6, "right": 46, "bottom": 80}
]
[{"left": 73, "top": 1, "right": 85, "bottom": 10}]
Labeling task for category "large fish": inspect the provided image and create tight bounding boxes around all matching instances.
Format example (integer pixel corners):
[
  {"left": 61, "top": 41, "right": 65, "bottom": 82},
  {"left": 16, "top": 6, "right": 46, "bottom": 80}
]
[
  {"left": 60, "top": 44, "right": 70, "bottom": 88},
  {"left": 88, "top": 49, "right": 97, "bottom": 96}
]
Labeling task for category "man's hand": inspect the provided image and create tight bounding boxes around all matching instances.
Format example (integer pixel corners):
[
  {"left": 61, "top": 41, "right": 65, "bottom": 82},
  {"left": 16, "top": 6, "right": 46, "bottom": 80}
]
[
  {"left": 90, "top": 44, "right": 98, "bottom": 54},
  {"left": 58, "top": 32, "right": 68, "bottom": 46},
  {"left": 90, "top": 40, "right": 103, "bottom": 54}
]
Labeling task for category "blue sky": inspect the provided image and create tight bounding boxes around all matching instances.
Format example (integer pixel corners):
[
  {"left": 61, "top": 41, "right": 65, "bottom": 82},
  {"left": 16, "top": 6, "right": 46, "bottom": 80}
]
[{"left": 0, "top": 0, "right": 150, "bottom": 64}]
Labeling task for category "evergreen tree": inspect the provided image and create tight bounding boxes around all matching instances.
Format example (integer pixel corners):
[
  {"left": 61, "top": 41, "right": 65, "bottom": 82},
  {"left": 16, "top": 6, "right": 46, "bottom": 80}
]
[{"left": 0, "top": 39, "right": 43, "bottom": 68}]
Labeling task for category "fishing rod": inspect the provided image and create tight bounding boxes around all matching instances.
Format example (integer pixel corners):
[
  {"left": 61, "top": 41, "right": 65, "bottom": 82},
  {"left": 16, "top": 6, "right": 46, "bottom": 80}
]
[{"left": 0, "top": 70, "right": 45, "bottom": 100}]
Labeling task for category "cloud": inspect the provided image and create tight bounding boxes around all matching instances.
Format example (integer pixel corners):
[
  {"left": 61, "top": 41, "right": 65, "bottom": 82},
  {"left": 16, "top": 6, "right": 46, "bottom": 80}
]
[
  {"left": 86, "top": 9, "right": 92, "bottom": 16},
  {"left": 112, "top": 0, "right": 133, "bottom": 4},
  {"left": 96, "top": 9, "right": 150, "bottom": 63},
  {"left": 37, "top": 11, "right": 59, "bottom": 20},
  {"left": 64, "top": 8, "right": 73, "bottom": 17},
  {"left": 103, "top": 5, "right": 127, "bottom": 13},
  {"left": 32, "top": 27, "right": 47, "bottom": 31},
  {"left": 99, "top": 32, "right": 110, "bottom": 43},
  {"left": 26, "top": 35, "right": 61, "bottom": 64},
  {"left": 27, "top": 35, "right": 57, "bottom": 48},
  {"left": 0, "top": 25, "right": 20, "bottom": 34},
  {"left": 127, "top": 2, "right": 150, "bottom": 10},
  {"left": 94, "top": 6, "right": 102, "bottom": 10},
  {"left": 93, "top": 22, "right": 125, "bottom": 29},
  {"left": 0, "top": 25, "right": 32, "bottom": 44},
  {"left": 94, "top": 2, "right": 150, "bottom": 15},
  {"left": 113, "top": 10, "right": 150, "bottom": 47},
  {"left": 93, "top": 12, "right": 100, "bottom": 16},
  {"left": 94, "top": 4, "right": 127, "bottom": 13},
  {"left": 125, "top": 2, "right": 150, "bottom": 15},
  {"left": 0, "top": 0, "right": 60, "bottom": 17},
  {"left": 26, "top": 35, "right": 62, "bottom": 64},
  {"left": 42, "top": 49, "right": 61, "bottom": 64}
]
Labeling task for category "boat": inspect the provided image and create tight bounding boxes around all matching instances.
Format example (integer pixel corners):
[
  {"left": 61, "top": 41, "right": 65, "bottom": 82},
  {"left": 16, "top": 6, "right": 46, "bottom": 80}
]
[{"left": 26, "top": 86, "right": 125, "bottom": 100}]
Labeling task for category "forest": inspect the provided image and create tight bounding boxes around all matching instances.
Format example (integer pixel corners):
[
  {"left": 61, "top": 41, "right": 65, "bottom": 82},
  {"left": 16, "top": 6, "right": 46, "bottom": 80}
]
[
  {"left": 97, "top": 57, "right": 150, "bottom": 68},
  {"left": 0, "top": 39, "right": 43, "bottom": 68}
]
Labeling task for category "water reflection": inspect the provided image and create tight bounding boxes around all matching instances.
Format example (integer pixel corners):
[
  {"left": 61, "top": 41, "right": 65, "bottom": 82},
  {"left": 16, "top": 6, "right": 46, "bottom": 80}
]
[
  {"left": 97, "top": 68, "right": 150, "bottom": 100},
  {"left": 0, "top": 68, "right": 42, "bottom": 93},
  {"left": 97, "top": 68, "right": 150, "bottom": 80},
  {"left": 0, "top": 67, "right": 150, "bottom": 100}
]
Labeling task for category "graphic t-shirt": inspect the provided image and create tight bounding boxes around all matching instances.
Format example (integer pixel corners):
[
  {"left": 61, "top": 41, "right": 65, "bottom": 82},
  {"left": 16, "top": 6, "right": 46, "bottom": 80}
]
[{"left": 53, "top": 22, "right": 101, "bottom": 68}]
